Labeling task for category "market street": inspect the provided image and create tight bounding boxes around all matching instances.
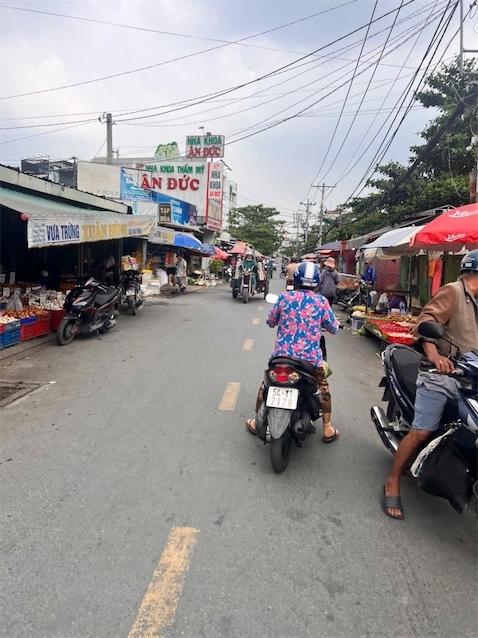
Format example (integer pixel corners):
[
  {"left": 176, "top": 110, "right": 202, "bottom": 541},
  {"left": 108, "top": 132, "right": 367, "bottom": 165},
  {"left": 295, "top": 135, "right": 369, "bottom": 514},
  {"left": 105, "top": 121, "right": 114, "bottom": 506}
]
[{"left": 0, "top": 280, "right": 476, "bottom": 638}]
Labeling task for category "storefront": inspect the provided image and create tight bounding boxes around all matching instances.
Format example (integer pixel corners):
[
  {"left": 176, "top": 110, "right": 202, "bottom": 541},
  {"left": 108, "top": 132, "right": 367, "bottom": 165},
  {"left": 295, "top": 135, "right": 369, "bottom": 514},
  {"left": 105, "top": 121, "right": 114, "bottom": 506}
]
[{"left": 0, "top": 165, "right": 155, "bottom": 349}]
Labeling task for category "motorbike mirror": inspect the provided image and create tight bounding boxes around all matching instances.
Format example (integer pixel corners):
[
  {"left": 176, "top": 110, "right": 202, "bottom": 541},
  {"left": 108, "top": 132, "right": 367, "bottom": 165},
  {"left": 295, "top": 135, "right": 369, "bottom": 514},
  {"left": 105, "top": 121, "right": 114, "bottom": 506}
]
[
  {"left": 417, "top": 321, "right": 445, "bottom": 340},
  {"left": 265, "top": 293, "right": 279, "bottom": 304}
]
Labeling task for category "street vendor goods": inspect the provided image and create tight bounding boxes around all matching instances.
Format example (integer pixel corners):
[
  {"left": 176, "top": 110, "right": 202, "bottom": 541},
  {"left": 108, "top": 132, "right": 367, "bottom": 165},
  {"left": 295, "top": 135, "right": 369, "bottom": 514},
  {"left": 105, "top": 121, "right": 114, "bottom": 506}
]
[{"left": 371, "top": 321, "right": 478, "bottom": 515}]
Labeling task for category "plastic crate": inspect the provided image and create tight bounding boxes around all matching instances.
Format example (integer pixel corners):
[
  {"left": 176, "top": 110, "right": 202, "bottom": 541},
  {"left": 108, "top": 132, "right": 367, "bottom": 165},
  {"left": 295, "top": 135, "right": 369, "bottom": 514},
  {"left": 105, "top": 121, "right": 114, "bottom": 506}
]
[
  {"left": 35, "top": 313, "right": 51, "bottom": 337},
  {"left": 2, "top": 327, "right": 20, "bottom": 347},
  {"left": 20, "top": 322, "right": 37, "bottom": 341},
  {"left": 351, "top": 317, "right": 364, "bottom": 331},
  {"left": 50, "top": 309, "right": 66, "bottom": 330},
  {"left": 3, "top": 319, "right": 20, "bottom": 332},
  {"left": 20, "top": 316, "right": 37, "bottom": 325}
]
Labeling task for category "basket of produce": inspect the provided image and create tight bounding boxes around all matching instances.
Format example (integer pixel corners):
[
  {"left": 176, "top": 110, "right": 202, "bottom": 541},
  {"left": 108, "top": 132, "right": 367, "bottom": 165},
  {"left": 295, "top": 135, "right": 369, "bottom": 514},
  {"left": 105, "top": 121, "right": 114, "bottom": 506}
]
[
  {"left": 0, "top": 317, "right": 21, "bottom": 332},
  {"left": 35, "top": 311, "right": 51, "bottom": 337}
]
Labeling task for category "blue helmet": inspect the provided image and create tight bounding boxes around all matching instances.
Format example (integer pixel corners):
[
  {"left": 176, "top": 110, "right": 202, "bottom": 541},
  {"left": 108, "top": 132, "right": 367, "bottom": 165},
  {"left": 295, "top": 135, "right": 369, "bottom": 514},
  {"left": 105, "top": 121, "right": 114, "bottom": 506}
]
[
  {"left": 294, "top": 261, "right": 320, "bottom": 289},
  {"left": 460, "top": 249, "right": 478, "bottom": 273}
]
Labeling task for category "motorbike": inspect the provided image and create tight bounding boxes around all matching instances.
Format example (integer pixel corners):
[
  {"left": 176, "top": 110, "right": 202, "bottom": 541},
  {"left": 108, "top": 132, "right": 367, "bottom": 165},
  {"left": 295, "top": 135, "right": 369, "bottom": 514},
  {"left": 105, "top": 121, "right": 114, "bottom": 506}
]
[
  {"left": 285, "top": 278, "right": 294, "bottom": 291},
  {"left": 56, "top": 277, "right": 121, "bottom": 346},
  {"left": 223, "top": 266, "right": 232, "bottom": 282},
  {"left": 371, "top": 321, "right": 478, "bottom": 514},
  {"left": 231, "top": 267, "right": 257, "bottom": 303},
  {"left": 120, "top": 270, "right": 143, "bottom": 316},
  {"left": 254, "top": 293, "right": 341, "bottom": 473},
  {"left": 336, "top": 281, "right": 369, "bottom": 311}
]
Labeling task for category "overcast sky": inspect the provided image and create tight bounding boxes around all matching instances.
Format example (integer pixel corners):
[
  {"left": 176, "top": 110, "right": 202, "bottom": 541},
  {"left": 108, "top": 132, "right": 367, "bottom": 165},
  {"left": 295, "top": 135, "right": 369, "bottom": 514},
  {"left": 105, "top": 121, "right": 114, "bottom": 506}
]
[{"left": 0, "top": 0, "right": 476, "bottom": 230}]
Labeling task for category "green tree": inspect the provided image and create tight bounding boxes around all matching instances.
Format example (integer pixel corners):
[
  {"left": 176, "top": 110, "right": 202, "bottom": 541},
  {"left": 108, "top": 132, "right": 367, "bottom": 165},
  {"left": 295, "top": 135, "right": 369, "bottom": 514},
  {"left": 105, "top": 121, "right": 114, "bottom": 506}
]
[
  {"left": 328, "top": 57, "right": 477, "bottom": 241},
  {"left": 228, "top": 204, "right": 285, "bottom": 255}
]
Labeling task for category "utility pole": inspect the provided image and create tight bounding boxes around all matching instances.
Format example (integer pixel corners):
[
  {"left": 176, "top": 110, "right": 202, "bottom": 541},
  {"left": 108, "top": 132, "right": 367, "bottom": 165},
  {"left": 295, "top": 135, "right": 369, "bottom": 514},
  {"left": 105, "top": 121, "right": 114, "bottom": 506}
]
[
  {"left": 99, "top": 113, "right": 114, "bottom": 163},
  {"left": 299, "top": 199, "right": 315, "bottom": 248},
  {"left": 312, "top": 183, "right": 336, "bottom": 246}
]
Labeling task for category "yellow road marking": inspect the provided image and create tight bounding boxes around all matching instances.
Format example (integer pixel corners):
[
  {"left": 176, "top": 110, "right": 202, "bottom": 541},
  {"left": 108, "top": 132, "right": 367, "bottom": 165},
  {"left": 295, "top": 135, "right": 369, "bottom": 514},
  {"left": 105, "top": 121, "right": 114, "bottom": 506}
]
[
  {"left": 258, "top": 305, "right": 264, "bottom": 311},
  {"left": 218, "top": 382, "right": 241, "bottom": 411},
  {"left": 252, "top": 318, "right": 260, "bottom": 325},
  {"left": 243, "top": 339, "right": 254, "bottom": 351},
  {"left": 128, "top": 527, "right": 199, "bottom": 638}
]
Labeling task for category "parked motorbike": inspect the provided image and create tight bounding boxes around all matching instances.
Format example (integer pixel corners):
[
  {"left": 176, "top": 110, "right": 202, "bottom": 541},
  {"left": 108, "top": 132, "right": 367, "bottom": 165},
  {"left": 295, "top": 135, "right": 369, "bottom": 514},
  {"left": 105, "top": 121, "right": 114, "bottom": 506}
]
[
  {"left": 223, "top": 266, "right": 232, "bottom": 282},
  {"left": 336, "top": 281, "right": 369, "bottom": 311},
  {"left": 57, "top": 277, "right": 120, "bottom": 346},
  {"left": 120, "top": 270, "right": 143, "bottom": 315},
  {"left": 371, "top": 321, "right": 478, "bottom": 514}
]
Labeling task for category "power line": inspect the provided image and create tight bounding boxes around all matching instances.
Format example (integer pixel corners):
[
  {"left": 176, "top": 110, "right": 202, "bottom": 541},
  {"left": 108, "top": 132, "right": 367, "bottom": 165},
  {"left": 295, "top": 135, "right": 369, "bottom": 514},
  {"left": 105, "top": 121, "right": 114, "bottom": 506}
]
[
  {"left": 0, "top": 2, "right": 359, "bottom": 59},
  {"left": 0, "top": 0, "right": 362, "bottom": 101}
]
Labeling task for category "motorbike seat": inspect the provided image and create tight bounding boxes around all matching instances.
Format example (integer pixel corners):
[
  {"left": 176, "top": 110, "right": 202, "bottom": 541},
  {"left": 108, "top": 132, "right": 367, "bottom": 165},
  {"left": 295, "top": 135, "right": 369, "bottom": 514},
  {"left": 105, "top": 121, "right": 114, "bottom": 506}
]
[
  {"left": 388, "top": 345, "right": 420, "bottom": 402},
  {"left": 95, "top": 287, "right": 119, "bottom": 306},
  {"left": 269, "top": 356, "right": 316, "bottom": 376}
]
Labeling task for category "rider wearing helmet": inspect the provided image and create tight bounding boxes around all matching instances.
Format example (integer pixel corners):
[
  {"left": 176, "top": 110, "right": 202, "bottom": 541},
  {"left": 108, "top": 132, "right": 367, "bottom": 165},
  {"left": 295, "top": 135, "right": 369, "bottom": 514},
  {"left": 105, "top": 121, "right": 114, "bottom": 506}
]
[
  {"left": 284, "top": 256, "right": 299, "bottom": 282},
  {"left": 383, "top": 249, "right": 478, "bottom": 520},
  {"left": 246, "top": 261, "right": 340, "bottom": 443},
  {"left": 242, "top": 249, "right": 258, "bottom": 292}
]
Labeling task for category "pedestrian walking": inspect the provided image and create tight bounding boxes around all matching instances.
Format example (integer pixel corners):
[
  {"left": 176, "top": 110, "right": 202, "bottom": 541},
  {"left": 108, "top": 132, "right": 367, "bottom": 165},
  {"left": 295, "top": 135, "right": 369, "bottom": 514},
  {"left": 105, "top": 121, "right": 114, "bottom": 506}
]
[
  {"left": 176, "top": 254, "right": 188, "bottom": 294},
  {"left": 315, "top": 257, "right": 339, "bottom": 306}
]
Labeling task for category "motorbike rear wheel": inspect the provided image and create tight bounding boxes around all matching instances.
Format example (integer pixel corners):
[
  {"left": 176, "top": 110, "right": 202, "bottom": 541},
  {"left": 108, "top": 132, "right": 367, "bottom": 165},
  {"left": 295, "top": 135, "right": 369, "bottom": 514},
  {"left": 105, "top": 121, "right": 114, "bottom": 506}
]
[
  {"left": 280, "top": 271, "right": 286, "bottom": 279},
  {"left": 243, "top": 288, "right": 249, "bottom": 304},
  {"left": 56, "top": 318, "right": 76, "bottom": 346},
  {"left": 129, "top": 297, "right": 138, "bottom": 316},
  {"left": 270, "top": 432, "right": 292, "bottom": 473},
  {"left": 232, "top": 289, "right": 238, "bottom": 299}
]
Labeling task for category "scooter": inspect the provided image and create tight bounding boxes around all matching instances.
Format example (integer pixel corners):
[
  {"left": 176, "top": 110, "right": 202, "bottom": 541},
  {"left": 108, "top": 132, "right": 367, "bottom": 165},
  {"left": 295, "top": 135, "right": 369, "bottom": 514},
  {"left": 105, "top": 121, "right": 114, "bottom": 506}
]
[
  {"left": 371, "top": 321, "right": 478, "bottom": 514},
  {"left": 254, "top": 294, "right": 340, "bottom": 473},
  {"left": 120, "top": 270, "right": 143, "bottom": 316},
  {"left": 56, "top": 277, "right": 120, "bottom": 346}
]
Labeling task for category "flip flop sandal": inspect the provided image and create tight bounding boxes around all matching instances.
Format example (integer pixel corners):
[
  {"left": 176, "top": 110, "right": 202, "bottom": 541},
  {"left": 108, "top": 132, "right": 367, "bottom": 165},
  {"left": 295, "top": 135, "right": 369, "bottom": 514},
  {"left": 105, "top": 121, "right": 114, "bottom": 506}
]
[
  {"left": 246, "top": 419, "right": 257, "bottom": 436},
  {"left": 322, "top": 428, "right": 340, "bottom": 443},
  {"left": 381, "top": 485, "right": 404, "bottom": 520}
]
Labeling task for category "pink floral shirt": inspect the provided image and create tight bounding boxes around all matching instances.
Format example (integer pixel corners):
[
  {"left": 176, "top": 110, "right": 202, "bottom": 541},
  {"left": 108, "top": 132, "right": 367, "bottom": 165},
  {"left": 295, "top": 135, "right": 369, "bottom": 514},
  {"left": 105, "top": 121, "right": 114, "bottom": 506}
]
[{"left": 267, "top": 290, "right": 339, "bottom": 368}]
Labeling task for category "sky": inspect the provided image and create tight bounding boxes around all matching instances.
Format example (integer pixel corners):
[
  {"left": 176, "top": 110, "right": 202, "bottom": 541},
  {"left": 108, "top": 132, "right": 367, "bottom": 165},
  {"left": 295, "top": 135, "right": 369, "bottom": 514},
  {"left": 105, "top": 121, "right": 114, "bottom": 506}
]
[{"left": 0, "top": 0, "right": 476, "bottom": 232}]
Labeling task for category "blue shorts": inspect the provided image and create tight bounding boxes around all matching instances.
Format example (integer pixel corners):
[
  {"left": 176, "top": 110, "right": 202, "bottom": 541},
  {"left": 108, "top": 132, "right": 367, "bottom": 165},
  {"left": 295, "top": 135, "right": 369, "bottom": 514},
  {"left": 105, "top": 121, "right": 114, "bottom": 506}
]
[{"left": 411, "top": 384, "right": 448, "bottom": 432}]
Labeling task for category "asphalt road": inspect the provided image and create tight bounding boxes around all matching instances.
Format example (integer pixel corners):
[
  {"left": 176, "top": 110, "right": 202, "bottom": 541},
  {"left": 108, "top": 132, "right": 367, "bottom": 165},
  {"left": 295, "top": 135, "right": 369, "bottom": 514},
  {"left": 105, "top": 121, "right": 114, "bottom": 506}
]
[{"left": 0, "top": 278, "right": 476, "bottom": 638}]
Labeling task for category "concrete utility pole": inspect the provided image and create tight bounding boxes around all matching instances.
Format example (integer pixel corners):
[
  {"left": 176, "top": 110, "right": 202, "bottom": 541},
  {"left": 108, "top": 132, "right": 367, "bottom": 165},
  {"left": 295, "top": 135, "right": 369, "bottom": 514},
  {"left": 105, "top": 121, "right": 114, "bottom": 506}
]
[
  {"left": 299, "top": 199, "right": 316, "bottom": 247},
  {"left": 459, "top": 0, "right": 478, "bottom": 83},
  {"left": 312, "top": 183, "right": 336, "bottom": 246},
  {"left": 99, "top": 113, "right": 114, "bottom": 163}
]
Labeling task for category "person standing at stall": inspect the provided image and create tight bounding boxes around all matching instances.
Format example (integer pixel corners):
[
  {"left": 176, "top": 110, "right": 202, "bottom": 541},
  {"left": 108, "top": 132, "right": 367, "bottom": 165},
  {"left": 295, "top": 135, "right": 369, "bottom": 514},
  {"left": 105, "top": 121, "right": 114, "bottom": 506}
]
[
  {"left": 316, "top": 257, "right": 339, "bottom": 306},
  {"left": 176, "top": 254, "right": 188, "bottom": 294}
]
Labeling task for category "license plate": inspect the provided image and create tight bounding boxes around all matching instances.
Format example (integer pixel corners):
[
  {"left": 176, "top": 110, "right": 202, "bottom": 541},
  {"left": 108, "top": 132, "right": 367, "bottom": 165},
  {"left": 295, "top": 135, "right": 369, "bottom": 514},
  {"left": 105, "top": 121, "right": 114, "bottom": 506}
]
[
  {"left": 286, "top": 285, "right": 294, "bottom": 291},
  {"left": 266, "top": 387, "right": 299, "bottom": 409},
  {"left": 126, "top": 289, "right": 135, "bottom": 296}
]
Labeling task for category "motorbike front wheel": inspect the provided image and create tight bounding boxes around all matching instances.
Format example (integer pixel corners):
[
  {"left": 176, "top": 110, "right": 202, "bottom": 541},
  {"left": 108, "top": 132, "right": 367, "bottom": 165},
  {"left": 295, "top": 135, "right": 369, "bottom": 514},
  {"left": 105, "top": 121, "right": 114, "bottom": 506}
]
[
  {"left": 128, "top": 297, "right": 138, "bottom": 316},
  {"left": 280, "top": 271, "right": 286, "bottom": 279},
  {"left": 270, "top": 432, "right": 292, "bottom": 473},
  {"left": 56, "top": 318, "right": 77, "bottom": 346},
  {"left": 243, "top": 288, "right": 249, "bottom": 304}
]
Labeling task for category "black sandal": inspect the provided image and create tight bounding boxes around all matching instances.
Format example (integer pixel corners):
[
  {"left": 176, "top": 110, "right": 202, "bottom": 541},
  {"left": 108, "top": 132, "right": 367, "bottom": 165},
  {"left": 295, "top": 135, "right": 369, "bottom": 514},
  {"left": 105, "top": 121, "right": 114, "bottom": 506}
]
[
  {"left": 322, "top": 428, "right": 340, "bottom": 443},
  {"left": 381, "top": 485, "right": 404, "bottom": 520},
  {"left": 246, "top": 419, "right": 257, "bottom": 435}
]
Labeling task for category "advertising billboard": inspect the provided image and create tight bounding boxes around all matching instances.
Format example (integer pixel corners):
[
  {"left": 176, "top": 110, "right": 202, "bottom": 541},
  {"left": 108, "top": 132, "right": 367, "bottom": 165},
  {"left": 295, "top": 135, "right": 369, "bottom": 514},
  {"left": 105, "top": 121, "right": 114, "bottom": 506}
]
[
  {"left": 77, "top": 162, "right": 120, "bottom": 198},
  {"left": 206, "top": 161, "right": 223, "bottom": 232},
  {"left": 185, "top": 135, "right": 225, "bottom": 159}
]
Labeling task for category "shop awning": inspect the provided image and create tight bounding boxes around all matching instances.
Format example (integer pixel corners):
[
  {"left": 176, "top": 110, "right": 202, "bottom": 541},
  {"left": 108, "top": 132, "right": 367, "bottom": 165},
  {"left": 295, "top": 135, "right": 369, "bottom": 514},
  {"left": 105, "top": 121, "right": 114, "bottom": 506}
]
[
  {"left": 362, "top": 226, "right": 424, "bottom": 250},
  {"left": 0, "top": 186, "right": 155, "bottom": 248}
]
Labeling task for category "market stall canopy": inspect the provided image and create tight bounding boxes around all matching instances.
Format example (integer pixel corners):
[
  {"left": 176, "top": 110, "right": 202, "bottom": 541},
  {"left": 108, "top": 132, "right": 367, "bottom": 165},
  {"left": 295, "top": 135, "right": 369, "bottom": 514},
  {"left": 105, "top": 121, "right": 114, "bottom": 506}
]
[
  {"left": 0, "top": 186, "right": 155, "bottom": 248},
  {"left": 316, "top": 240, "right": 343, "bottom": 253},
  {"left": 213, "top": 246, "right": 229, "bottom": 259},
  {"left": 229, "top": 242, "right": 247, "bottom": 255},
  {"left": 410, "top": 203, "right": 478, "bottom": 251},
  {"left": 363, "top": 226, "right": 424, "bottom": 250},
  {"left": 301, "top": 253, "right": 317, "bottom": 260},
  {"left": 172, "top": 232, "right": 205, "bottom": 250}
]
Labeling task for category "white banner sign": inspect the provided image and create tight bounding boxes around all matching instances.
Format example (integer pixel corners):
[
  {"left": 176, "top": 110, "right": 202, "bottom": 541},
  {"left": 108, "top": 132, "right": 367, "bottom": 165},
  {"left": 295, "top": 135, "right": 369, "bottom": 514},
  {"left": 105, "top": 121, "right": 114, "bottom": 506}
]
[{"left": 27, "top": 215, "right": 155, "bottom": 248}]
